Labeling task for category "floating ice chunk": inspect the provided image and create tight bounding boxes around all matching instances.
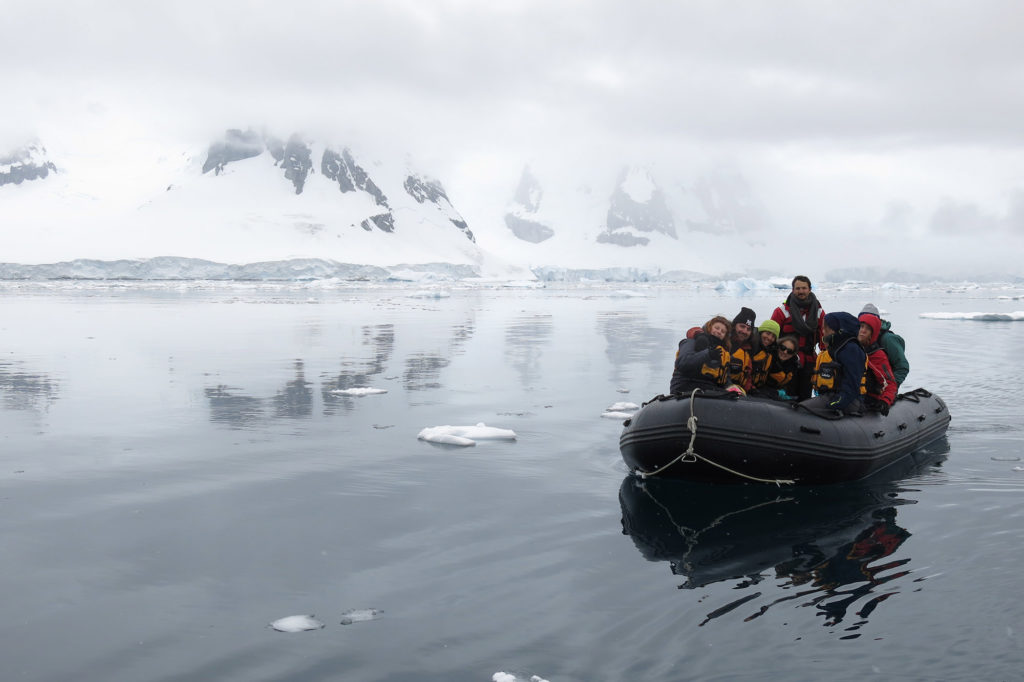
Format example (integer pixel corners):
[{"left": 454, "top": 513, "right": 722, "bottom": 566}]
[
  {"left": 492, "top": 673, "right": 550, "bottom": 682},
  {"left": 714, "top": 277, "right": 771, "bottom": 293},
  {"left": 920, "top": 311, "right": 1024, "bottom": 321},
  {"left": 330, "top": 387, "right": 388, "bottom": 396},
  {"left": 420, "top": 432, "right": 477, "bottom": 446},
  {"left": 339, "top": 608, "right": 383, "bottom": 625},
  {"left": 601, "top": 401, "right": 639, "bottom": 419},
  {"left": 616, "top": 387, "right": 630, "bottom": 393},
  {"left": 418, "top": 423, "right": 517, "bottom": 446},
  {"left": 269, "top": 615, "right": 324, "bottom": 632}
]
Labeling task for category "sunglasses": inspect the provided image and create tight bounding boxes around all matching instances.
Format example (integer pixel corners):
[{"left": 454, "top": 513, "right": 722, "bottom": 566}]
[{"left": 779, "top": 347, "right": 796, "bottom": 355}]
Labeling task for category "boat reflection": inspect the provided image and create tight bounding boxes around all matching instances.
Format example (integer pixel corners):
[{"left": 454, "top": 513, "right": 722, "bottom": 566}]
[{"left": 619, "top": 440, "right": 949, "bottom": 632}]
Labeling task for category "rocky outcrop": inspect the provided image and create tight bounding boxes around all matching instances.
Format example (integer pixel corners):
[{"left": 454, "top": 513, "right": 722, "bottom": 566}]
[
  {"left": 201, "top": 129, "right": 264, "bottom": 175},
  {"left": 322, "top": 148, "right": 388, "bottom": 207},
  {"left": 505, "top": 167, "right": 554, "bottom": 243},
  {"left": 404, "top": 174, "right": 474, "bottom": 242},
  {"left": 278, "top": 135, "right": 314, "bottom": 195},
  {"left": 598, "top": 167, "right": 676, "bottom": 247},
  {"left": 1, "top": 144, "right": 57, "bottom": 187}
]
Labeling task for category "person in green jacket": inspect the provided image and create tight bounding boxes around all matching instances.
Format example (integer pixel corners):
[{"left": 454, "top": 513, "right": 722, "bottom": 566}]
[{"left": 860, "top": 303, "right": 909, "bottom": 388}]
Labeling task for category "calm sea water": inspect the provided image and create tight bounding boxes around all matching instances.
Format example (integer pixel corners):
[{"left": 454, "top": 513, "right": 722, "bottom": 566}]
[{"left": 1, "top": 281, "right": 1022, "bottom": 681}]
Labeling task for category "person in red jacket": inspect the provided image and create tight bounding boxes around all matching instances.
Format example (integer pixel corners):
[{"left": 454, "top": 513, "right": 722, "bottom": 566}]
[
  {"left": 771, "top": 275, "right": 825, "bottom": 399},
  {"left": 858, "top": 313, "right": 898, "bottom": 414}
]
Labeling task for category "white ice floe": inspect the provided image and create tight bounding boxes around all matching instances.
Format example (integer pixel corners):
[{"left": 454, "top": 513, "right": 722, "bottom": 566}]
[
  {"left": 601, "top": 401, "right": 640, "bottom": 419},
  {"left": 920, "top": 311, "right": 1024, "bottom": 321},
  {"left": 269, "top": 615, "right": 324, "bottom": 632},
  {"left": 417, "top": 423, "right": 517, "bottom": 447},
  {"left": 616, "top": 387, "right": 630, "bottom": 393},
  {"left": 329, "top": 387, "right": 388, "bottom": 396},
  {"left": 339, "top": 608, "right": 383, "bottom": 625},
  {"left": 492, "top": 673, "right": 550, "bottom": 682}
]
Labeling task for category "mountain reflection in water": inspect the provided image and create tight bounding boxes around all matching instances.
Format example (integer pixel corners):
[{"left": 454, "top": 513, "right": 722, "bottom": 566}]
[{"left": 619, "top": 440, "right": 949, "bottom": 636}]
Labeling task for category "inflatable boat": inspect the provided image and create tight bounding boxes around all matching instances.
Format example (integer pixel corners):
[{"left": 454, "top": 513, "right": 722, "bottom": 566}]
[{"left": 618, "top": 388, "right": 950, "bottom": 485}]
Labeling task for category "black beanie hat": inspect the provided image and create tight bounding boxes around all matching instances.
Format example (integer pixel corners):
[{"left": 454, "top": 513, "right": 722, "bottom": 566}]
[{"left": 733, "top": 307, "right": 756, "bottom": 328}]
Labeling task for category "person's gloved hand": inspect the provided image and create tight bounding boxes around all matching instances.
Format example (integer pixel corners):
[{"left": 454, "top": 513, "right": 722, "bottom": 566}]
[{"left": 707, "top": 346, "right": 726, "bottom": 368}]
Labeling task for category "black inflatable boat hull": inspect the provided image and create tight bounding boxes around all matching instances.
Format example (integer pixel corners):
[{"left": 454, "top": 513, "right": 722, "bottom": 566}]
[{"left": 619, "top": 388, "right": 950, "bottom": 484}]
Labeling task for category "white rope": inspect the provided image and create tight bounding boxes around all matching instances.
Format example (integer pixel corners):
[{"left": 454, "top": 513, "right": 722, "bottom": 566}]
[{"left": 639, "top": 388, "right": 796, "bottom": 486}]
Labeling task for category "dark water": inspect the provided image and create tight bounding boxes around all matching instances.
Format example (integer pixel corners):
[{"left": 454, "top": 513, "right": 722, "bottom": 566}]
[{"left": 1, "top": 282, "right": 1022, "bottom": 681}]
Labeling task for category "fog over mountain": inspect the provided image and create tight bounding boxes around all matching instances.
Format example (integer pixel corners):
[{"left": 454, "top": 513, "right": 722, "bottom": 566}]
[
  {"left": 2, "top": 129, "right": 1022, "bottom": 282},
  {"left": 4, "top": 2, "right": 1024, "bottom": 282}
]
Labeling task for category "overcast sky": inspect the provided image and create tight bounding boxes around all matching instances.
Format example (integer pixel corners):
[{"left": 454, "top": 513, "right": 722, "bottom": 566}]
[{"left": 6, "top": 0, "right": 1024, "bottom": 251}]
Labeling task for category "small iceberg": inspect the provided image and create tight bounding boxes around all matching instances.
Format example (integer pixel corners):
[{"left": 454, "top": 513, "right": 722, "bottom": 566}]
[
  {"left": 339, "top": 608, "right": 383, "bottom": 625},
  {"left": 269, "top": 615, "right": 324, "bottom": 632},
  {"left": 920, "top": 311, "right": 1024, "bottom": 321},
  {"left": 330, "top": 387, "right": 388, "bottom": 396},
  {"left": 418, "top": 423, "right": 517, "bottom": 447},
  {"left": 493, "top": 673, "right": 550, "bottom": 682},
  {"left": 602, "top": 401, "right": 640, "bottom": 419}
]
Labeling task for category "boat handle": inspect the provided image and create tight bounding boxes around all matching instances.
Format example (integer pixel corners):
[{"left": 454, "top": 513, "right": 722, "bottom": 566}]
[
  {"left": 874, "top": 430, "right": 885, "bottom": 438},
  {"left": 898, "top": 423, "right": 908, "bottom": 430},
  {"left": 917, "top": 415, "right": 926, "bottom": 422},
  {"left": 800, "top": 425, "right": 821, "bottom": 435}
]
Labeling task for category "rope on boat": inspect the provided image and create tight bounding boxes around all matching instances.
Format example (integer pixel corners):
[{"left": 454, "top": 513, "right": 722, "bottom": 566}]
[{"left": 638, "top": 388, "right": 796, "bottom": 487}]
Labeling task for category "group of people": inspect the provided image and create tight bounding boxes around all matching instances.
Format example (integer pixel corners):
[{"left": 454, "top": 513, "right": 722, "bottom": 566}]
[{"left": 669, "top": 275, "right": 910, "bottom": 417}]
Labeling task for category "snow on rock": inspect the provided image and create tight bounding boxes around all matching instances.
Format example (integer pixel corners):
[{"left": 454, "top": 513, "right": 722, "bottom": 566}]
[{"left": 417, "top": 423, "right": 517, "bottom": 446}]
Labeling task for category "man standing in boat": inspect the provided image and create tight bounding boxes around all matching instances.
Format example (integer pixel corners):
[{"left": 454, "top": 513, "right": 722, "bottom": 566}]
[{"left": 771, "top": 275, "right": 825, "bottom": 400}]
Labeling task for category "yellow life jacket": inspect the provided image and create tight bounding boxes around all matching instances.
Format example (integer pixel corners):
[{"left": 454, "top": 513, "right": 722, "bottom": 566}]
[
  {"left": 750, "top": 348, "right": 773, "bottom": 388},
  {"left": 728, "top": 347, "right": 752, "bottom": 389},
  {"left": 699, "top": 346, "right": 732, "bottom": 386},
  {"left": 813, "top": 348, "right": 867, "bottom": 394}
]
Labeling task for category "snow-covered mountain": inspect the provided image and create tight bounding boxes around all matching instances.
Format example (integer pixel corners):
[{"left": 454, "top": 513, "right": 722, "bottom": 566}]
[{"left": 2, "top": 130, "right": 1022, "bottom": 282}]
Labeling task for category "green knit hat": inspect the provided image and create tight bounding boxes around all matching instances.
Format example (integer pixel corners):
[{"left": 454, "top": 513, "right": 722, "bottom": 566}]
[{"left": 758, "top": 320, "right": 781, "bottom": 338}]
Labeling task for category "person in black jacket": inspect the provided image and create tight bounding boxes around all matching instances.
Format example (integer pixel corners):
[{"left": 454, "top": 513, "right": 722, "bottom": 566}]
[
  {"left": 669, "top": 316, "right": 732, "bottom": 394},
  {"left": 813, "top": 312, "right": 867, "bottom": 415}
]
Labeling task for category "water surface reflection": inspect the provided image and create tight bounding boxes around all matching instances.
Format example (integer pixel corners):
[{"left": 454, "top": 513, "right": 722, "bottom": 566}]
[
  {"left": 619, "top": 442, "right": 949, "bottom": 637},
  {"left": 0, "top": 360, "right": 60, "bottom": 412}
]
